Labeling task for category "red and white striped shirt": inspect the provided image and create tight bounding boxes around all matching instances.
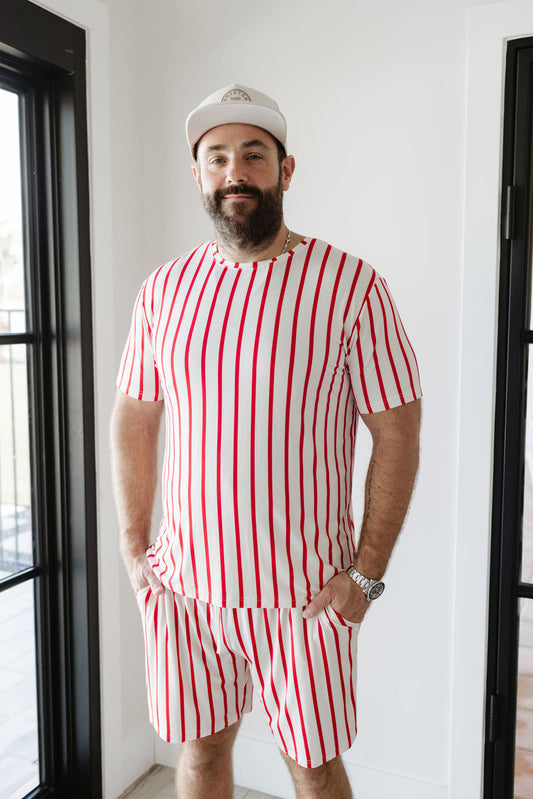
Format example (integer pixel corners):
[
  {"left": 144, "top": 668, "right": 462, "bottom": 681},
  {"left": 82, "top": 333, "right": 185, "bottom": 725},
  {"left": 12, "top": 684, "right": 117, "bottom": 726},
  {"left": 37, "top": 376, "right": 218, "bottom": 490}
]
[{"left": 117, "top": 238, "right": 421, "bottom": 608}]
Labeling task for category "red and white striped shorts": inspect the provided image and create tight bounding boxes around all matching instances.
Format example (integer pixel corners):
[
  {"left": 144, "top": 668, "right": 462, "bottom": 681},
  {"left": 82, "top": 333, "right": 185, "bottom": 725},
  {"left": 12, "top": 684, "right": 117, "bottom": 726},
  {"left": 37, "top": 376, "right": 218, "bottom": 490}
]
[{"left": 136, "top": 587, "right": 359, "bottom": 768}]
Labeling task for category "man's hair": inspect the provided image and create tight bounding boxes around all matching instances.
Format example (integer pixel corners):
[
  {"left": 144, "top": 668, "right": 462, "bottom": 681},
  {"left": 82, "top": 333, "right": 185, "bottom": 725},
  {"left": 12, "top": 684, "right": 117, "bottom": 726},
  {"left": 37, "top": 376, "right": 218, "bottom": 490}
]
[
  {"left": 193, "top": 136, "right": 287, "bottom": 165},
  {"left": 274, "top": 138, "right": 288, "bottom": 165}
]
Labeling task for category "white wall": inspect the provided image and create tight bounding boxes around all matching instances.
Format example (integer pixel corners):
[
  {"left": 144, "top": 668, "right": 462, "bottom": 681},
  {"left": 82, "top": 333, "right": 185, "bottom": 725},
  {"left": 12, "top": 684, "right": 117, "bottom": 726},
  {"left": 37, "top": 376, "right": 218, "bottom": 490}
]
[
  {"left": 28, "top": 1, "right": 156, "bottom": 795},
  {"left": 453, "top": 4, "right": 533, "bottom": 799},
  {"left": 116, "top": 2, "right": 468, "bottom": 797},
  {"left": 28, "top": 0, "right": 530, "bottom": 797}
]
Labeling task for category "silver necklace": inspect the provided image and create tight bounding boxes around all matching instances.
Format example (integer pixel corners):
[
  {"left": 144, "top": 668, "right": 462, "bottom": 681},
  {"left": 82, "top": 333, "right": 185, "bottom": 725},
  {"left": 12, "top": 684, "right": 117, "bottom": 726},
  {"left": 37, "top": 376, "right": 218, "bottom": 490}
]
[
  {"left": 281, "top": 227, "right": 291, "bottom": 254},
  {"left": 216, "top": 228, "right": 292, "bottom": 260}
]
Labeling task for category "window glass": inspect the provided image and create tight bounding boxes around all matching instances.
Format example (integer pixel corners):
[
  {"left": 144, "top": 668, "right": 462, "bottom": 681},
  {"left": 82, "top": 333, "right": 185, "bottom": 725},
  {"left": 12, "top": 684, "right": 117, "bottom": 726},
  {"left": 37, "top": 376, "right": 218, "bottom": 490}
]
[
  {"left": 0, "top": 88, "right": 26, "bottom": 335},
  {"left": 515, "top": 597, "right": 533, "bottom": 798},
  {"left": 523, "top": 362, "right": 533, "bottom": 584},
  {"left": 0, "top": 580, "right": 39, "bottom": 798},
  {"left": 0, "top": 343, "right": 33, "bottom": 580}
]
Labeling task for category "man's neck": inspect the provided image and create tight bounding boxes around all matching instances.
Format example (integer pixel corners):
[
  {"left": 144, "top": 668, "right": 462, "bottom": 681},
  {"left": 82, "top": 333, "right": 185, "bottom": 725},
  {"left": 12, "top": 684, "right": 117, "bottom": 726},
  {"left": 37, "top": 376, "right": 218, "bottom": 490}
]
[{"left": 215, "top": 223, "right": 302, "bottom": 263}]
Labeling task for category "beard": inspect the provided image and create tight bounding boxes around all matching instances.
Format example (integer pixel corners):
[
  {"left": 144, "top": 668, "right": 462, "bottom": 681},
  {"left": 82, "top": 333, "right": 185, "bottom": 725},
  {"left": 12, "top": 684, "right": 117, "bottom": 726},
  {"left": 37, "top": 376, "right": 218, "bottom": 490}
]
[{"left": 201, "top": 174, "right": 284, "bottom": 251}]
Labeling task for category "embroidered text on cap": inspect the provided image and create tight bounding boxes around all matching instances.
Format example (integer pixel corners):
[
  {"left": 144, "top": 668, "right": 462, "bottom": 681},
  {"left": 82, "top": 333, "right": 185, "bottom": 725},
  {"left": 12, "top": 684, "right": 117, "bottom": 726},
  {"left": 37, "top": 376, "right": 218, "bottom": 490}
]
[{"left": 222, "top": 89, "right": 251, "bottom": 103}]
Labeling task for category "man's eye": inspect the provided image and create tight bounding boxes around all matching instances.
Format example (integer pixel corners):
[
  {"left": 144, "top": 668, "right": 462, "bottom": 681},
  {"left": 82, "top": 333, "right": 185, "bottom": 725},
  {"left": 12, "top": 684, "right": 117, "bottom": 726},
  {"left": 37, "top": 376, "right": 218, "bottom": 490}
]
[{"left": 246, "top": 154, "right": 262, "bottom": 160}]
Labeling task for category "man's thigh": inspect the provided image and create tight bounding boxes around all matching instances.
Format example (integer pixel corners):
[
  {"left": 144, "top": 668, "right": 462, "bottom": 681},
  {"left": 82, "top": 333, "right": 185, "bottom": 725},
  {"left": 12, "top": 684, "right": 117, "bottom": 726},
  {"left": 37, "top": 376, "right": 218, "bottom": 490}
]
[
  {"left": 136, "top": 589, "right": 359, "bottom": 765},
  {"left": 136, "top": 588, "right": 253, "bottom": 742},
  {"left": 222, "top": 605, "right": 360, "bottom": 769}
]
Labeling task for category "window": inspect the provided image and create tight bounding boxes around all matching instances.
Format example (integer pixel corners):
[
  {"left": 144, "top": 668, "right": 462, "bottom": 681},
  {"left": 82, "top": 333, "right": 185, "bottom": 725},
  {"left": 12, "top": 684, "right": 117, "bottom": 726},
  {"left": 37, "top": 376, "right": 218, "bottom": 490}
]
[
  {"left": 486, "top": 36, "right": 533, "bottom": 799},
  {"left": 0, "top": 2, "right": 100, "bottom": 797}
]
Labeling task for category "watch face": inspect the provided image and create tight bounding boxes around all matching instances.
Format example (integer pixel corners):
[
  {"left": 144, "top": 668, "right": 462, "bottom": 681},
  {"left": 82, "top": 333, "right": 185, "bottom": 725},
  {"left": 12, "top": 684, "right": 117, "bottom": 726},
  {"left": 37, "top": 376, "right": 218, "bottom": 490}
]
[{"left": 368, "top": 582, "right": 385, "bottom": 600}]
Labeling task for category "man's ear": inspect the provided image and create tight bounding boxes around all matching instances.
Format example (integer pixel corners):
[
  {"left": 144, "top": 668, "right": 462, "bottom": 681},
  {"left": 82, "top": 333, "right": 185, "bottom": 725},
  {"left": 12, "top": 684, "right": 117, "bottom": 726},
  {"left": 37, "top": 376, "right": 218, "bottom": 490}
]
[
  {"left": 192, "top": 163, "right": 202, "bottom": 190},
  {"left": 281, "top": 155, "right": 296, "bottom": 192}
]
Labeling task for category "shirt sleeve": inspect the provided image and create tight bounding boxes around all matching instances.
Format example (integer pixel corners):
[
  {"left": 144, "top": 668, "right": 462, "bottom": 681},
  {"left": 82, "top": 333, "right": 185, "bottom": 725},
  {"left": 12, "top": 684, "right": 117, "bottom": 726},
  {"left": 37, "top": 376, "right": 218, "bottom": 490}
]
[
  {"left": 116, "top": 278, "right": 161, "bottom": 401},
  {"left": 346, "top": 276, "right": 422, "bottom": 414}
]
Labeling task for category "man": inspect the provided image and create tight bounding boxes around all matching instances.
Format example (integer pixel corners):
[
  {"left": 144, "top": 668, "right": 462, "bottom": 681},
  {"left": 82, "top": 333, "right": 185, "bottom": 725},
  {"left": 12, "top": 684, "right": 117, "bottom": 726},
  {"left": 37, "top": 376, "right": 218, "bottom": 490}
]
[{"left": 110, "top": 84, "right": 421, "bottom": 799}]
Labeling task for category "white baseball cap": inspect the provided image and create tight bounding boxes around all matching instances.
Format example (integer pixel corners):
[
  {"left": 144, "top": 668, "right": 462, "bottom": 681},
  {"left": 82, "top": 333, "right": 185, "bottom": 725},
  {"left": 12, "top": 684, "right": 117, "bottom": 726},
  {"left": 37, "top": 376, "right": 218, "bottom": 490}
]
[{"left": 186, "top": 83, "right": 287, "bottom": 157}]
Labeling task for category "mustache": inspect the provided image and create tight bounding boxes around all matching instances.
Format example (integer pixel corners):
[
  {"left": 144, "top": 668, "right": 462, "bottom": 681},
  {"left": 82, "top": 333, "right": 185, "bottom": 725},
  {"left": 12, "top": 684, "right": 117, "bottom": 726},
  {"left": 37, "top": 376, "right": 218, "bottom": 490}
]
[{"left": 215, "top": 184, "right": 263, "bottom": 200}]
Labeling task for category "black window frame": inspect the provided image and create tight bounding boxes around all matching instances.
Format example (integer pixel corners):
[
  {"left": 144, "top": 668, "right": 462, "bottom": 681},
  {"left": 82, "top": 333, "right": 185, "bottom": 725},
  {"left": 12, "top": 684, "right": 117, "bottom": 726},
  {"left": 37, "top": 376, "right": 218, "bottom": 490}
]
[
  {"left": 485, "top": 35, "right": 533, "bottom": 799},
  {"left": 0, "top": 1, "right": 100, "bottom": 796}
]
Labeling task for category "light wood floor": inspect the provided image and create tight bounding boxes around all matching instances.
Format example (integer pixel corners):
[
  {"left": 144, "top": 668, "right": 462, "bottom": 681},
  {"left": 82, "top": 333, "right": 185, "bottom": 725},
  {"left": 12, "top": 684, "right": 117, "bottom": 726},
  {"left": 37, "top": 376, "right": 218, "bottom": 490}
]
[
  {"left": 119, "top": 765, "right": 281, "bottom": 799},
  {"left": 515, "top": 467, "right": 533, "bottom": 799}
]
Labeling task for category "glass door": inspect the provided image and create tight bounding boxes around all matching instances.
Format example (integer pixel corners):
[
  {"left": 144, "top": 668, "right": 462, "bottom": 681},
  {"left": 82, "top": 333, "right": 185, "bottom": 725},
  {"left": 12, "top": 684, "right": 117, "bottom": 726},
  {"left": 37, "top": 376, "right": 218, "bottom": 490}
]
[
  {"left": 486, "top": 37, "right": 533, "bottom": 799},
  {"left": 514, "top": 373, "right": 533, "bottom": 796},
  {"left": 0, "top": 85, "right": 40, "bottom": 799}
]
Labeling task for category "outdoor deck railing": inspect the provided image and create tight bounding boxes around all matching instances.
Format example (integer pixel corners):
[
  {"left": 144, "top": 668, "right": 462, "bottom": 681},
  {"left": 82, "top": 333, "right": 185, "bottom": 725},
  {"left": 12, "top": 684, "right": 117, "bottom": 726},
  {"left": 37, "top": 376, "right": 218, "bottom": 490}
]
[{"left": 0, "top": 306, "right": 32, "bottom": 575}]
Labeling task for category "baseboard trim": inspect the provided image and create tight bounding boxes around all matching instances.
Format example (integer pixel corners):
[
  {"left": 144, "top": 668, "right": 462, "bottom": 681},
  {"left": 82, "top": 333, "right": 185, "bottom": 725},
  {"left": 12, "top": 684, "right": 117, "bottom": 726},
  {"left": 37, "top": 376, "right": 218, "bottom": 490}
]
[
  {"left": 233, "top": 734, "right": 448, "bottom": 799},
  {"left": 152, "top": 730, "right": 448, "bottom": 799}
]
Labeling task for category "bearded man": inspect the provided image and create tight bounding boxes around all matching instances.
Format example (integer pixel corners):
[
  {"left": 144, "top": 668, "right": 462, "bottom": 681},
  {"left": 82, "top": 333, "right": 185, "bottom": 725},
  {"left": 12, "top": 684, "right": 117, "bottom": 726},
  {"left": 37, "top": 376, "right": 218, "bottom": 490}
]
[{"left": 110, "top": 84, "right": 422, "bottom": 799}]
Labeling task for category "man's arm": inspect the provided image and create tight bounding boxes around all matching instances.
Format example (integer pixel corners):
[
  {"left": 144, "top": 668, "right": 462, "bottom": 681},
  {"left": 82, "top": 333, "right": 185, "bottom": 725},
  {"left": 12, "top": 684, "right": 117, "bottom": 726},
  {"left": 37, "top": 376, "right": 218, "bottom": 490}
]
[
  {"left": 110, "top": 390, "right": 165, "bottom": 594},
  {"left": 303, "top": 398, "right": 421, "bottom": 623}
]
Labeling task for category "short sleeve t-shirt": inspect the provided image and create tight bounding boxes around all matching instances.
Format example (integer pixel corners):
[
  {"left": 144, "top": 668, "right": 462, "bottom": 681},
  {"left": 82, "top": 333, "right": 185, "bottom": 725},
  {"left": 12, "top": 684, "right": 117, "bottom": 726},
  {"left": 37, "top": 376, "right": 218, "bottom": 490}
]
[{"left": 117, "top": 238, "right": 422, "bottom": 608}]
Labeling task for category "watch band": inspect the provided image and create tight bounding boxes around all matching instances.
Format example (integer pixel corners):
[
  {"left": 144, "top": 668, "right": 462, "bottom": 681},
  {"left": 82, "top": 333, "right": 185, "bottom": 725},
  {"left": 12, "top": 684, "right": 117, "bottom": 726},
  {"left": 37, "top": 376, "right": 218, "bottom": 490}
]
[{"left": 345, "top": 565, "right": 385, "bottom": 601}]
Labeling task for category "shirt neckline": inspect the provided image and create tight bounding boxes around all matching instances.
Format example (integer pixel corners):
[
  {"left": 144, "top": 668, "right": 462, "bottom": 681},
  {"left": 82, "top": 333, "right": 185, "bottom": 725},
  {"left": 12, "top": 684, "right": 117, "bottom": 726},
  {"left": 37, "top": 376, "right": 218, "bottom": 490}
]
[{"left": 210, "top": 238, "right": 309, "bottom": 270}]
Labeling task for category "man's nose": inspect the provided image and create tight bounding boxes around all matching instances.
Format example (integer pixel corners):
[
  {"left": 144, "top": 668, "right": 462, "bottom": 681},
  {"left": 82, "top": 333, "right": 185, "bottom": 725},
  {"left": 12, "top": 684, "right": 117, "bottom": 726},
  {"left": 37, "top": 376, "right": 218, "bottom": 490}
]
[{"left": 225, "top": 157, "right": 247, "bottom": 184}]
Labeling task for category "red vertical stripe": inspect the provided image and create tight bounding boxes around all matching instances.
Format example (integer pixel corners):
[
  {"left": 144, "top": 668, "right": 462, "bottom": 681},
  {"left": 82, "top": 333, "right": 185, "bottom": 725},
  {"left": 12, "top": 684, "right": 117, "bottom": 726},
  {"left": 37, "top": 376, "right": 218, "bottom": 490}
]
[
  {"left": 216, "top": 273, "right": 242, "bottom": 602},
  {"left": 283, "top": 245, "right": 314, "bottom": 603},
  {"left": 317, "top": 622, "right": 340, "bottom": 756},
  {"left": 164, "top": 624, "right": 170, "bottom": 741},
  {"left": 172, "top": 596, "right": 187, "bottom": 741},
  {"left": 347, "top": 626, "right": 358, "bottom": 737},
  {"left": 354, "top": 317, "right": 373, "bottom": 412},
  {"left": 219, "top": 605, "right": 245, "bottom": 720},
  {"left": 192, "top": 602, "right": 217, "bottom": 735},
  {"left": 232, "top": 273, "right": 257, "bottom": 605},
  {"left": 381, "top": 279, "right": 421, "bottom": 398},
  {"left": 288, "top": 613, "right": 311, "bottom": 765},
  {"left": 184, "top": 262, "right": 217, "bottom": 594},
  {"left": 298, "top": 242, "right": 328, "bottom": 596},
  {"left": 276, "top": 612, "right": 299, "bottom": 758},
  {"left": 200, "top": 271, "right": 227, "bottom": 600},
  {"left": 153, "top": 594, "right": 160, "bottom": 735},
  {"left": 184, "top": 608, "right": 202, "bottom": 738},
  {"left": 167, "top": 249, "right": 209, "bottom": 591},
  {"left": 261, "top": 610, "right": 292, "bottom": 754},
  {"left": 311, "top": 253, "right": 346, "bottom": 576},
  {"left": 367, "top": 299, "right": 390, "bottom": 410},
  {"left": 267, "top": 259, "right": 292, "bottom": 603},
  {"left": 249, "top": 262, "right": 275, "bottom": 604},
  {"left": 301, "top": 619, "right": 326, "bottom": 763},
  {"left": 143, "top": 589, "right": 154, "bottom": 725},
  {"left": 206, "top": 604, "right": 229, "bottom": 728},
  {"left": 241, "top": 610, "right": 277, "bottom": 735},
  {"left": 374, "top": 283, "right": 405, "bottom": 402}
]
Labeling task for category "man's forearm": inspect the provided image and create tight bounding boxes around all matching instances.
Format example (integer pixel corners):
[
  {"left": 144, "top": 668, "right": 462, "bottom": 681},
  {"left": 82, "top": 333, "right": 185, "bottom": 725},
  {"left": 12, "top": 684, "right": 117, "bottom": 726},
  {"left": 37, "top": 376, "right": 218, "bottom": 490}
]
[
  {"left": 354, "top": 399, "right": 421, "bottom": 578},
  {"left": 303, "top": 399, "right": 421, "bottom": 623},
  {"left": 110, "top": 392, "right": 164, "bottom": 585}
]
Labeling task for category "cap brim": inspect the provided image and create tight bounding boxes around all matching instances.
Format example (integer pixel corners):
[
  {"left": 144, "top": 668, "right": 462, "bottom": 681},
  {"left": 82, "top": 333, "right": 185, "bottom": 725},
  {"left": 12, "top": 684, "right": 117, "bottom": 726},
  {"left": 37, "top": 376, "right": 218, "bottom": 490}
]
[{"left": 186, "top": 103, "right": 286, "bottom": 154}]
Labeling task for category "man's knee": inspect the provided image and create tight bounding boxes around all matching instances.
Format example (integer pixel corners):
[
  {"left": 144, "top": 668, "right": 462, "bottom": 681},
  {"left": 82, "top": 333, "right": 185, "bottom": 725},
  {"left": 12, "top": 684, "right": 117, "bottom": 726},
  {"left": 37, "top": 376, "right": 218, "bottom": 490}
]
[
  {"left": 179, "top": 721, "right": 241, "bottom": 771},
  {"left": 280, "top": 750, "right": 352, "bottom": 796}
]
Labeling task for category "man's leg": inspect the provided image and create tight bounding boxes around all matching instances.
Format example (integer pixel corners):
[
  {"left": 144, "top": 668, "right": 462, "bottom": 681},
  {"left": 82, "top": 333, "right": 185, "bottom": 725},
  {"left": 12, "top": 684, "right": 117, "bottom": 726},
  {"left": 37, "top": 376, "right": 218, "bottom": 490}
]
[
  {"left": 175, "top": 720, "right": 241, "bottom": 799},
  {"left": 280, "top": 750, "right": 353, "bottom": 799}
]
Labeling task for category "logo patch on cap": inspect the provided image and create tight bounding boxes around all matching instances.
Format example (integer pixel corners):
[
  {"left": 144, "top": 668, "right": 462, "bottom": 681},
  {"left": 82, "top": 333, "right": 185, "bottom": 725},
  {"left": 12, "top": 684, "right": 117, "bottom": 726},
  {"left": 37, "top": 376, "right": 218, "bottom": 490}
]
[{"left": 221, "top": 88, "right": 251, "bottom": 103}]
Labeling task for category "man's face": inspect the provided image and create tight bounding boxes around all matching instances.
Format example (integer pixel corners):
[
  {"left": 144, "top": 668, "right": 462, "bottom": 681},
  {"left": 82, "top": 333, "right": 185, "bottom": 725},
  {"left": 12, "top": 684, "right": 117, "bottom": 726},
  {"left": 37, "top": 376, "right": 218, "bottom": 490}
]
[{"left": 193, "top": 123, "right": 293, "bottom": 250}]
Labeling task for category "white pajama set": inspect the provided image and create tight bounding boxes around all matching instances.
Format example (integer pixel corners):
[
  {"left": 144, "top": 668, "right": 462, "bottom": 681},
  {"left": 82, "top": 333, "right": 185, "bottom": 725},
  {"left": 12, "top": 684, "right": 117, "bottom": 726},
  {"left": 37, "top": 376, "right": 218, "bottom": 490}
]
[{"left": 117, "top": 237, "right": 422, "bottom": 767}]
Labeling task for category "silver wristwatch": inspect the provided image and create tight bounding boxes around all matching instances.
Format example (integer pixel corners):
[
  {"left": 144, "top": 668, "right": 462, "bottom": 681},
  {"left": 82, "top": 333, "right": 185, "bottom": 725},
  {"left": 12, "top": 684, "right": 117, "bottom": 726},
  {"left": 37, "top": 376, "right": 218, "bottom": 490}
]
[{"left": 346, "top": 565, "right": 385, "bottom": 601}]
